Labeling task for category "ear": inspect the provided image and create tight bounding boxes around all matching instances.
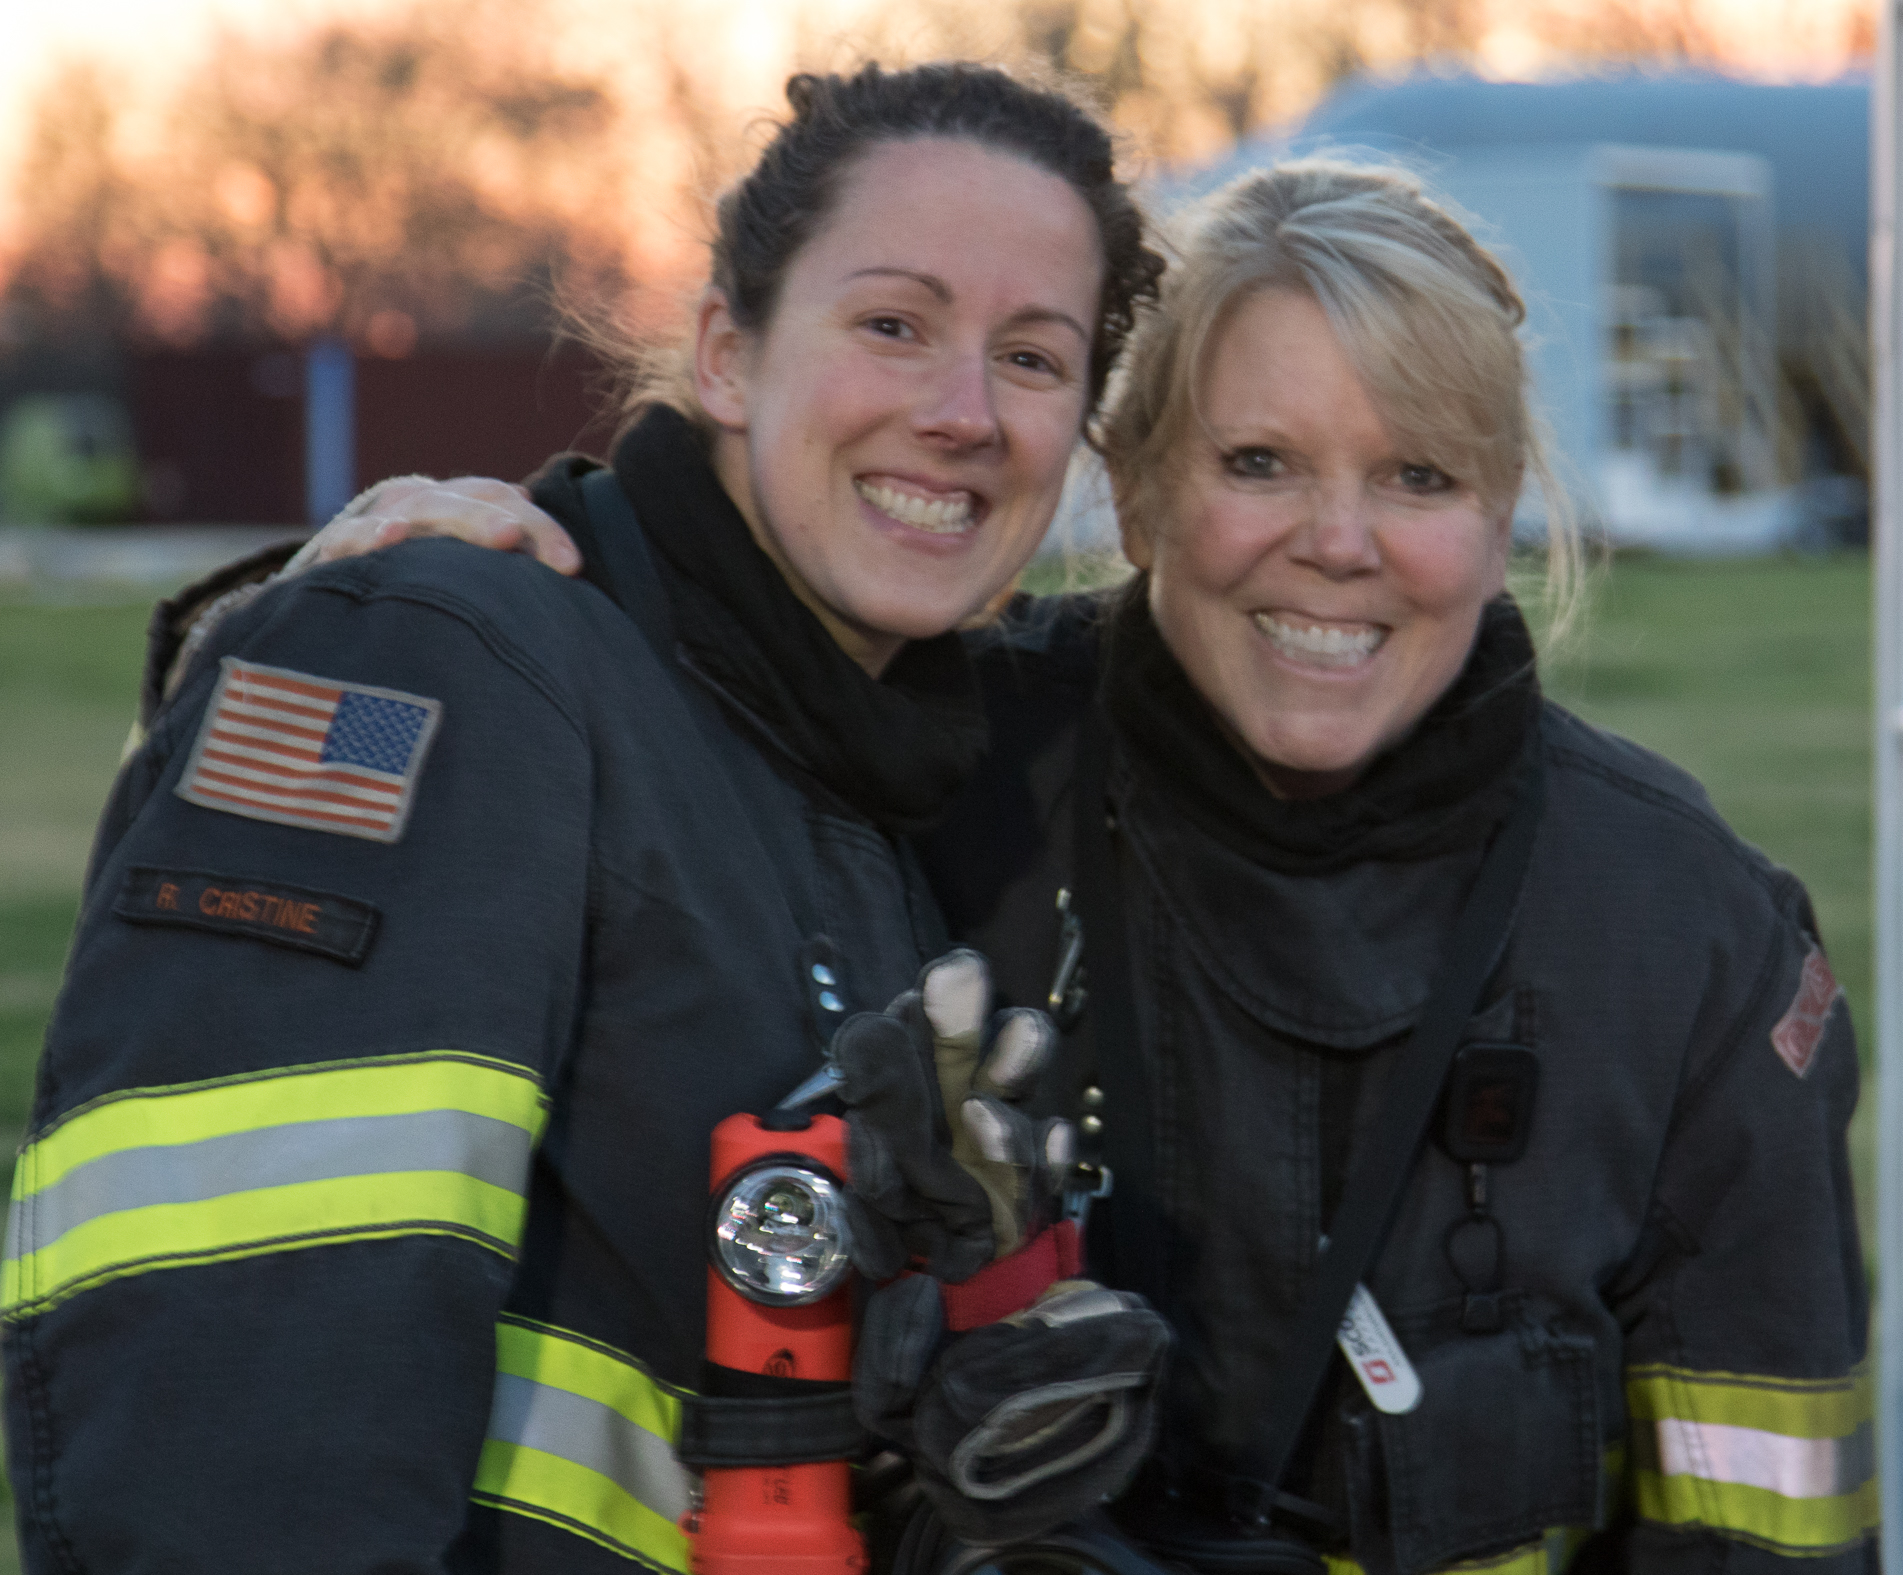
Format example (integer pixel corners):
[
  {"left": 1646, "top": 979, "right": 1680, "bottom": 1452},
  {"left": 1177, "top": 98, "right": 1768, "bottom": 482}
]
[{"left": 694, "top": 288, "right": 749, "bottom": 430}]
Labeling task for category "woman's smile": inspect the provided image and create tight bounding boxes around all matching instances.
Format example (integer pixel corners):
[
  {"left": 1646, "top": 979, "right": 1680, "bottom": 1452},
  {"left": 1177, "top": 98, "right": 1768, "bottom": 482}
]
[
  {"left": 1250, "top": 609, "right": 1389, "bottom": 672},
  {"left": 853, "top": 475, "right": 982, "bottom": 536}
]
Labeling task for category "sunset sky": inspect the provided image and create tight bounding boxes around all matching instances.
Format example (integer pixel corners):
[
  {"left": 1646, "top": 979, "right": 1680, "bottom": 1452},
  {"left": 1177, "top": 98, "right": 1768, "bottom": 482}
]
[{"left": 0, "top": 0, "right": 1877, "bottom": 241}]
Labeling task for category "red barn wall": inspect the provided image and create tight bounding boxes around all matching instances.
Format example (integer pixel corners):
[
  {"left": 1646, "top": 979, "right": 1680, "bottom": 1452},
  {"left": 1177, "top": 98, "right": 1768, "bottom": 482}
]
[{"left": 129, "top": 343, "right": 617, "bottom": 525}]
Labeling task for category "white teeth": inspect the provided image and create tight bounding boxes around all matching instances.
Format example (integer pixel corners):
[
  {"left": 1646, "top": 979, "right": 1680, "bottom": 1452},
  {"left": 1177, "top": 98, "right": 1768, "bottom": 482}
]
[
  {"left": 855, "top": 479, "right": 974, "bottom": 534},
  {"left": 1253, "top": 612, "right": 1385, "bottom": 669}
]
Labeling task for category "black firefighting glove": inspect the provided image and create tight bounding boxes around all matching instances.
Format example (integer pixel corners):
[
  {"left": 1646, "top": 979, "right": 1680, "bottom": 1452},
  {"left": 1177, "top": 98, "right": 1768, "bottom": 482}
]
[
  {"left": 854, "top": 1273, "right": 1173, "bottom": 1546},
  {"left": 831, "top": 950, "right": 1069, "bottom": 1284}
]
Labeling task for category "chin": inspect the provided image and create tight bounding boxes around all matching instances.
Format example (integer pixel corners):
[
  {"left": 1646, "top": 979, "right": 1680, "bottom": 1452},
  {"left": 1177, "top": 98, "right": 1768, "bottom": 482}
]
[
  {"left": 845, "top": 589, "right": 971, "bottom": 645},
  {"left": 1238, "top": 719, "right": 1382, "bottom": 789}
]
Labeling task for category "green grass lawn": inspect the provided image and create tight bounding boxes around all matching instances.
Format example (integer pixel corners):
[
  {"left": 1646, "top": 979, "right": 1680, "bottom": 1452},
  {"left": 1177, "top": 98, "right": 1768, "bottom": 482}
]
[
  {"left": 0, "top": 594, "right": 154, "bottom": 1569},
  {"left": 0, "top": 555, "right": 1878, "bottom": 1561}
]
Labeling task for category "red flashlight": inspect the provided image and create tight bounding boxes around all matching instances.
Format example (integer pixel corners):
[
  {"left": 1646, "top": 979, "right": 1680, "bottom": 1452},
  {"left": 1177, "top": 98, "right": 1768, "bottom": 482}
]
[{"left": 691, "top": 1110, "right": 867, "bottom": 1574}]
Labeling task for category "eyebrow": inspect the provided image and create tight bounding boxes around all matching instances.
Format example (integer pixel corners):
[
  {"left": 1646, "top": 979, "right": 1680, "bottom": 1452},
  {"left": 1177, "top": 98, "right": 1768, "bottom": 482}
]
[{"left": 844, "top": 267, "right": 1092, "bottom": 347}]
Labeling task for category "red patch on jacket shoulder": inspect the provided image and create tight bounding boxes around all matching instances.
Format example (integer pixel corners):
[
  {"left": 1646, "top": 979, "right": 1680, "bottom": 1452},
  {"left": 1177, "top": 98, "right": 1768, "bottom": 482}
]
[{"left": 1771, "top": 948, "right": 1841, "bottom": 1079}]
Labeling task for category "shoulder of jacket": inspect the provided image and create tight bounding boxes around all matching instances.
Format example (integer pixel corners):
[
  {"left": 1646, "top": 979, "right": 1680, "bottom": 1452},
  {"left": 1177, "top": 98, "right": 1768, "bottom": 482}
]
[
  {"left": 1539, "top": 700, "right": 1810, "bottom": 924},
  {"left": 232, "top": 537, "right": 654, "bottom": 741}
]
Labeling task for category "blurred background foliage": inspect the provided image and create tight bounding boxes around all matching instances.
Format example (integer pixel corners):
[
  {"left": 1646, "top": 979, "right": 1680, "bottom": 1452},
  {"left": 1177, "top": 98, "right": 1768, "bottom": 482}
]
[{"left": 0, "top": 0, "right": 1876, "bottom": 362}]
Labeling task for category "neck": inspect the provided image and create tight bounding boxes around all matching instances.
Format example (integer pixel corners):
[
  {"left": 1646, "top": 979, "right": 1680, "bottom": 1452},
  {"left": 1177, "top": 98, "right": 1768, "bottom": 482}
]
[{"left": 709, "top": 429, "right": 904, "bottom": 679}]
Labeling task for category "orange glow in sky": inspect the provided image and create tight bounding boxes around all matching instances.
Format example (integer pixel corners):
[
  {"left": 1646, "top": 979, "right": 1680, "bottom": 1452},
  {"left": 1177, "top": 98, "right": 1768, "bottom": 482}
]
[{"left": 0, "top": 0, "right": 1877, "bottom": 240}]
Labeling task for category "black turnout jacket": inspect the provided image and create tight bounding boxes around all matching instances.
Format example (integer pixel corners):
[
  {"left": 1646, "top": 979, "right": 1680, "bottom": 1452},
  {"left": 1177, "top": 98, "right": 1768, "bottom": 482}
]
[
  {"left": 4, "top": 440, "right": 955, "bottom": 1572},
  {"left": 918, "top": 592, "right": 1874, "bottom": 1575}
]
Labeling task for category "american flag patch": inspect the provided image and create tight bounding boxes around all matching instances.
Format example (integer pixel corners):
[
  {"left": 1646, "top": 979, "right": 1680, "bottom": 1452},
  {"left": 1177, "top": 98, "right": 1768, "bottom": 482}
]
[{"left": 176, "top": 659, "right": 443, "bottom": 843}]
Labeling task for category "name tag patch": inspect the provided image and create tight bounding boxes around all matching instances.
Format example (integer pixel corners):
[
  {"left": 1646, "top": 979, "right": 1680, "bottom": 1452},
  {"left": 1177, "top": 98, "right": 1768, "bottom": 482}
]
[
  {"left": 114, "top": 867, "right": 380, "bottom": 965},
  {"left": 176, "top": 658, "right": 442, "bottom": 843}
]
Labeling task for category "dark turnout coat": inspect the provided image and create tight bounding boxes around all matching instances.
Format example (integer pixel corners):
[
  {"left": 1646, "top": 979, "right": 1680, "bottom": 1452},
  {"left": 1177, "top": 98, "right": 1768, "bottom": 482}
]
[
  {"left": 4, "top": 461, "right": 947, "bottom": 1572},
  {"left": 919, "top": 595, "right": 1875, "bottom": 1575}
]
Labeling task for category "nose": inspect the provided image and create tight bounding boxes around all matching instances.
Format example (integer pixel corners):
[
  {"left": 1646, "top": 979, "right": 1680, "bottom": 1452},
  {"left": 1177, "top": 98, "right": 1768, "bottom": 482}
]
[
  {"left": 1291, "top": 478, "right": 1381, "bottom": 578},
  {"left": 914, "top": 346, "right": 1001, "bottom": 451}
]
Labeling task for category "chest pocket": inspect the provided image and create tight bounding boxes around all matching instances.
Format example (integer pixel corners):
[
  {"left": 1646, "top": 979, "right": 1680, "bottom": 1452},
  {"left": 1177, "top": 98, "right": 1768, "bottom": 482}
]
[{"left": 1345, "top": 1296, "right": 1604, "bottom": 1575}]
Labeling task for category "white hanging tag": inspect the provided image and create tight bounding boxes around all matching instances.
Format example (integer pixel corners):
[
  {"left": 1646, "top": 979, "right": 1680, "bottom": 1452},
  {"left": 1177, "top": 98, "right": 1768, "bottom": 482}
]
[{"left": 1337, "top": 1282, "right": 1422, "bottom": 1414}]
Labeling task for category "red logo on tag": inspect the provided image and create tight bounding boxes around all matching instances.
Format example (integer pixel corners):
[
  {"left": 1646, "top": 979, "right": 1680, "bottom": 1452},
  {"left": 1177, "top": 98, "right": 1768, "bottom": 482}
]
[
  {"left": 1771, "top": 948, "right": 1841, "bottom": 1079},
  {"left": 1363, "top": 1360, "right": 1394, "bottom": 1384}
]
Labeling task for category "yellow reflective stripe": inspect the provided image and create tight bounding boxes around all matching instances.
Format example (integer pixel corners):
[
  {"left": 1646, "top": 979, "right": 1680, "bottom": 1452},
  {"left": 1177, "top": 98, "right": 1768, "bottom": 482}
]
[
  {"left": 473, "top": 1442, "right": 691, "bottom": 1570},
  {"left": 476, "top": 1319, "right": 693, "bottom": 1570},
  {"left": 1633, "top": 1471, "right": 1880, "bottom": 1554},
  {"left": 1626, "top": 1364, "right": 1877, "bottom": 1553},
  {"left": 3, "top": 1171, "right": 527, "bottom": 1312},
  {"left": 19, "top": 1052, "right": 545, "bottom": 1192},
  {"left": 3, "top": 1052, "right": 544, "bottom": 1316},
  {"left": 1626, "top": 1364, "right": 1871, "bottom": 1440},
  {"left": 493, "top": 1318, "right": 684, "bottom": 1445},
  {"left": 1323, "top": 1525, "right": 1592, "bottom": 1575}
]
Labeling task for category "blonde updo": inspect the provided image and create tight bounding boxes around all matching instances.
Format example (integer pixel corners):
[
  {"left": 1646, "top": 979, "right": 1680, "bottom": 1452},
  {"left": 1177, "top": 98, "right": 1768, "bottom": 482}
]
[{"left": 1102, "top": 160, "right": 1579, "bottom": 628}]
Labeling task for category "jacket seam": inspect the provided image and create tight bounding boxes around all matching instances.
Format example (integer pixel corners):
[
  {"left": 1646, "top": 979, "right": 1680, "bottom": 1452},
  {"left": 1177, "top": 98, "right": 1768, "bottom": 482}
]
[
  {"left": 1543, "top": 742, "right": 1784, "bottom": 905},
  {"left": 324, "top": 578, "right": 590, "bottom": 744}
]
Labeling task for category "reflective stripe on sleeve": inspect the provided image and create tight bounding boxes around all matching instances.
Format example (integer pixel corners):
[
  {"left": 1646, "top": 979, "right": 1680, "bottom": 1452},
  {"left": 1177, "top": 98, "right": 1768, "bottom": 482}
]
[
  {"left": 1626, "top": 1363, "right": 1878, "bottom": 1554},
  {"left": 1323, "top": 1524, "right": 1594, "bottom": 1575},
  {"left": 2, "top": 1052, "right": 545, "bottom": 1316},
  {"left": 473, "top": 1316, "right": 695, "bottom": 1570}
]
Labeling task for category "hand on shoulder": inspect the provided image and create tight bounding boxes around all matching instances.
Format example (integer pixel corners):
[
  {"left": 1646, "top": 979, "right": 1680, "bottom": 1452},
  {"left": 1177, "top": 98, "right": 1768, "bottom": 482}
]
[{"left": 289, "top": 475, "right": 582, "bottom": 576}]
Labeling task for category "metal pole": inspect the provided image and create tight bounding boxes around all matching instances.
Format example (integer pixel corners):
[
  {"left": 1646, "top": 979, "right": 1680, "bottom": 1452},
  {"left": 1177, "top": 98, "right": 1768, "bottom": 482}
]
[
  {"left": 1874, "top": 1, "right": 1903, "bottom": 1563},
  {"left": 304, "top": 337, "right": 356, "bottom": 528}
]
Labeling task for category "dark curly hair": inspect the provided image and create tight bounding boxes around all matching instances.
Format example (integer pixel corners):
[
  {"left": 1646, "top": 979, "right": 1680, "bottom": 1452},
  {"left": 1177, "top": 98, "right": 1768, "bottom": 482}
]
[{"left": 709, "top": 62, "right": 1162, "bottom": 419}]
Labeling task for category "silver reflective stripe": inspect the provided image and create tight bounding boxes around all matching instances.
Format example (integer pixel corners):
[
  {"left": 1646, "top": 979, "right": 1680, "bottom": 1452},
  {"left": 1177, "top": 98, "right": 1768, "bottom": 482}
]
[
  {"left": 4, "top": 1110, "right": 532, "bottom": 1261},
  {"left": 487, "top": 1371, "right": 696, "bottom": 1524},
  {"left": 1655, "top": 1418, "right": 1877, "bottom": 1498}
]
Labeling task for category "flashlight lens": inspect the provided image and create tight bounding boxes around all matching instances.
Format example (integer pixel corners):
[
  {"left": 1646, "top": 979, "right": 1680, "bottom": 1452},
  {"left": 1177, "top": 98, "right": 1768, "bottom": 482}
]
[{"left": 711, "top": 1162, "right": 852, "bottom": 1305}]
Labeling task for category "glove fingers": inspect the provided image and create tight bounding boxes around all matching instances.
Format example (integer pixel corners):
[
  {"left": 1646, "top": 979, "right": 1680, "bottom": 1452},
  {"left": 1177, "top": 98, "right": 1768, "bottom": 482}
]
[
  {"left": 1036, "top": 1117, "right": 1075, "bottom": 1202},
  {"left": 841, "top": 1004, "right": 966, "bottom": 1164},
  {"left": 849, "top": 1117, "right": 994, "bottom": 1278},
  {"left": 919, "top": 948, "right": 990, "bottom": 1045},
  {"left": 961, "top": 1095, "right": 1035, "bottom": 1167},
  {"left": 975, "top": 1008, "right": 1055, "bottom": 1100},
  {"left": 846, "top": 1116, "right": 911, "bottom": 1216},
  {"left": 832, "top": 1011, "right": 933, "bottom": 1118}
]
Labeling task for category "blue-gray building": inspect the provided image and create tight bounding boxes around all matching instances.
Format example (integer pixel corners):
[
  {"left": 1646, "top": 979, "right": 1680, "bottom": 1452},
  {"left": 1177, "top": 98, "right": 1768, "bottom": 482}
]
[{"left": 1186, "top": 73, "right": 1870, "bottom": 550}]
